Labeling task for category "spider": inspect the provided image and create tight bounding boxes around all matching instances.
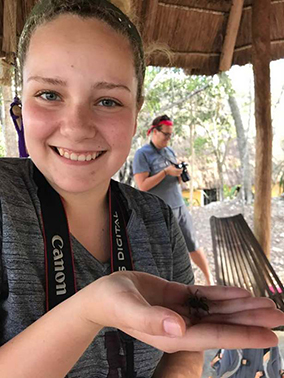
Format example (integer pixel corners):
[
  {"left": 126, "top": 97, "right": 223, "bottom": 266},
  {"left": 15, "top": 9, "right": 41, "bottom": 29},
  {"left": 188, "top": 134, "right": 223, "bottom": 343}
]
[{"left": 188, "top": 289, "right": 210, "bottom": 320}]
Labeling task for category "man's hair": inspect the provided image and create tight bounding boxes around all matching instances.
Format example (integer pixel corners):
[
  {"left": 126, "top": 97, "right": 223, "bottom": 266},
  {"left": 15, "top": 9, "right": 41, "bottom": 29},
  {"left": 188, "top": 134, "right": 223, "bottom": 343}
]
[{"left": 152, "top": 114, "right": 171, "bottom": 130}]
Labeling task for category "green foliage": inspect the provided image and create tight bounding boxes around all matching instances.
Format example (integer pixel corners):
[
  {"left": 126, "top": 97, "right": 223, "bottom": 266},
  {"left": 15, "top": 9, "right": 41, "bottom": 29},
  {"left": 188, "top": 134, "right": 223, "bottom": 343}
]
[
  {"left": 137, "top": 67, "right": 212, "bottom": 139},
  {"left": 223, "top": 184, "right": 239, "bottom": 199},
  {"left": 134, "top": 67, "right": 237, "bottom": 196},
  {"left": 194, "top": 136, "right": 208, "bottom": 155},
  {"left": 183, "top": 196, "right": 200, "bottom": 207}
]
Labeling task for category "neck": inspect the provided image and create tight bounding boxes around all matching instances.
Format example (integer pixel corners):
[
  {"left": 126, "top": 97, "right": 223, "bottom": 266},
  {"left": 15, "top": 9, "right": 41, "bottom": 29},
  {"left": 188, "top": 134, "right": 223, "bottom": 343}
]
[
  {"left": 151, "top": 139, "right": 164, "bottom": 150},
  {"left": 59, "top": 181, "right": 110, "bottom": 220},
  {"left": 59, "top": 180, "right": 111, "bottom": 262}
]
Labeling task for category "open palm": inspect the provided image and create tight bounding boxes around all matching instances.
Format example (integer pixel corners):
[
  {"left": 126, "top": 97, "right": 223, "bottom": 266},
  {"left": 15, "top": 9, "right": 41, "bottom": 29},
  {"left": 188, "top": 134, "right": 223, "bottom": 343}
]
[{"left": 83, "top": 271, "right": 284, "bottom": 352}]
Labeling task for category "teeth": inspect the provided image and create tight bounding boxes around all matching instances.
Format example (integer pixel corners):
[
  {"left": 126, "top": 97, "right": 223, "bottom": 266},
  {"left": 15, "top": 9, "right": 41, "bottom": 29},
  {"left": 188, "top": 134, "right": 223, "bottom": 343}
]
[
  {"left": 78, "top": 154, "right": 86, "bottom": 162},
  {"left": 70, "top": 153, "right": 78, "bottom": 161},
  {"left": 57, "top": 148, "right": 103, "bottom": 162}
]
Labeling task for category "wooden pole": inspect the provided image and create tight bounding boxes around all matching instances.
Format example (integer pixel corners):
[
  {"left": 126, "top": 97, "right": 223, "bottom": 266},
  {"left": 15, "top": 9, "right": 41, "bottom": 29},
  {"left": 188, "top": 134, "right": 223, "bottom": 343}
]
[
  {"left": 2, "top": 85, "right": 18, "bottom": 157},
  {"left": 219, "top": 0, "right": 244, "bottom": 72},
  {"left": 189, "top": 123, "right": 194, "bottom": 210},
  {"left": 252, "top": 0, "right": 272, "bottom": 258}
]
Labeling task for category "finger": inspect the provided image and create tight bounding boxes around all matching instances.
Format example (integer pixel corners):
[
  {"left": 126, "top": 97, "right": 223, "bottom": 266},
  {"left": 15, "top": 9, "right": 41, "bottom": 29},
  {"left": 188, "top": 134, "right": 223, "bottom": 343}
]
[
  {"left": 201, "top": 308, "right": 284, "bottom": 329},
  {"left": 132, "top": 272, "right": 189, "bottom": 307},
  {"left": 188, "top": 285, "right": 252, "bottom": 301},
  {"left": 123, "top": 323, "right": 279, "bottom": 353},
  {"left": 113, "top": 291, "right": 186, "bottom": 338},
  {"left": 184, "top": 324, "right": 279, "bottom": 350},
  {"left": 209, "top": 296, "right": 276, "bottom": 314}
]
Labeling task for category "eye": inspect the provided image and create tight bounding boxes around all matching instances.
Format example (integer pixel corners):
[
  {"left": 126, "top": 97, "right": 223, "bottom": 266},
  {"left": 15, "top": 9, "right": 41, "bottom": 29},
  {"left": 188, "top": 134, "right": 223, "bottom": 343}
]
[
  {"left": 97, "top": 99, "right": 121, "bottom": 108},
  {"left": 36, "top": 91, "right": 61, "bottom": 101}
]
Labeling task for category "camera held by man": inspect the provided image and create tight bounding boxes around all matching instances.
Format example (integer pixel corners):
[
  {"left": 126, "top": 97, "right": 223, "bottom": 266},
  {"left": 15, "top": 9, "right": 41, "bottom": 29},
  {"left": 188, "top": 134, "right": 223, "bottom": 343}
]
[{"left": 173, "top": 161, "right": 191, "bottom": 182}]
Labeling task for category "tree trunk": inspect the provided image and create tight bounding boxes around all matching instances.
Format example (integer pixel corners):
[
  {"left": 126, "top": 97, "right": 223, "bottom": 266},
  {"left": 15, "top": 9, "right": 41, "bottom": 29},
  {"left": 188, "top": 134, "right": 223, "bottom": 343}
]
[
  {"left": 228, "top": 95, "right": 252, "bottom": 204},
  {"left": 2, "top": 85, "right": 18, "bottom": 157},
  {"left": 217, "top": 161, "right": 224, "bottom": 201}
]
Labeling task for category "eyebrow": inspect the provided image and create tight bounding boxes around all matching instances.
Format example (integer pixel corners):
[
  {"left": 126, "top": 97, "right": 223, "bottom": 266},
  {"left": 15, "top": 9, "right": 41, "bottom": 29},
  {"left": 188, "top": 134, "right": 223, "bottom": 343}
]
[
  {"left": 27, "top": 77, "right": 131, "bottom": 92},
  {"left": 27, "top": 76, "right": 67, "bottom": 86},
  {"left": 93, "top": 81, "right": 131, "bottom": 93}
]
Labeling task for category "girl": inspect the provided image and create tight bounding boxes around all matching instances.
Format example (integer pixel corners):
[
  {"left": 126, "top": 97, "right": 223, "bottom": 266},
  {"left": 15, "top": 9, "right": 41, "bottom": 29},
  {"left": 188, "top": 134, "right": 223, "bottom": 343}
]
[{"left": 0, "top": 1, "right": 283, "bottom": 377}]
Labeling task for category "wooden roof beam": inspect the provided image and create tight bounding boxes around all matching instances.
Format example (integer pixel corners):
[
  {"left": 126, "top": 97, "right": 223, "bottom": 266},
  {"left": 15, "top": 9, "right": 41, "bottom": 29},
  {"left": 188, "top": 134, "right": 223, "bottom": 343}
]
[
  {"left": 140, "top": 0, "right": 159, "bottom": 43},
  {"left": 2, "top": 0, "right": 17, "bottom": 54},
  {"left": 219, "top": 0, "right": 244, "bottom": 72}
]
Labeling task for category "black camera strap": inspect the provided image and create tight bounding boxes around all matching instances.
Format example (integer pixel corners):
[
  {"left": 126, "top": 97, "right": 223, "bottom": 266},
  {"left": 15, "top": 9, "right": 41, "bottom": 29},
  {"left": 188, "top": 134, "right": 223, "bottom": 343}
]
[
  {"left": 150, "top": 141, "right": 176, "bottom": 166},
  {"left": 33, "top": 166, "right": 135, "bottom": 377}
]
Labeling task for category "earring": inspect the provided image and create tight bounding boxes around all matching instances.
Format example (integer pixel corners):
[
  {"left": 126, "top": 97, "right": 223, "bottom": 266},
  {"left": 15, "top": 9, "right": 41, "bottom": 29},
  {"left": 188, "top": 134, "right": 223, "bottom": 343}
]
[{"left": 10, "top": 96, "right": 29, "bottom": 157}]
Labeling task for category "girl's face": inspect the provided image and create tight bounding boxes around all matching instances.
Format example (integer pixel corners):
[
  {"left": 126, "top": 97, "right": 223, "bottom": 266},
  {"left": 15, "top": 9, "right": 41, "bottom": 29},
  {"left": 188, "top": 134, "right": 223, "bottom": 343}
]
[{"left": 22, "top": 15, "right": 139, "bottom": 195}]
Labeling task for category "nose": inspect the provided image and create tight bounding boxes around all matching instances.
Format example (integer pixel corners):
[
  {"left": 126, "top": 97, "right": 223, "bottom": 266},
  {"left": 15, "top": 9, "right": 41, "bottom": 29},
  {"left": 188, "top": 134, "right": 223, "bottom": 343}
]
[{"left": 60, "top": 102, "right": 97, "bottom": 142}]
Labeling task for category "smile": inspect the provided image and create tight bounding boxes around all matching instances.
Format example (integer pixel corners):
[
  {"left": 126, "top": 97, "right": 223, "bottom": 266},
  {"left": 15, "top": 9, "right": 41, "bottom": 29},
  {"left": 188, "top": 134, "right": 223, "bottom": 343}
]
[{"left": 55, "top": 147, "right": 105, "bottom": 162}]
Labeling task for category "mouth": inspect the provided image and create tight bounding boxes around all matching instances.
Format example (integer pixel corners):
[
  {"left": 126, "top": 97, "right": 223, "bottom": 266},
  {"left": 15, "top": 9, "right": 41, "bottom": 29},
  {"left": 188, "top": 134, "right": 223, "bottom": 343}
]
[{"left": 52, "top": 147, "right": 105, "bottom": 162}]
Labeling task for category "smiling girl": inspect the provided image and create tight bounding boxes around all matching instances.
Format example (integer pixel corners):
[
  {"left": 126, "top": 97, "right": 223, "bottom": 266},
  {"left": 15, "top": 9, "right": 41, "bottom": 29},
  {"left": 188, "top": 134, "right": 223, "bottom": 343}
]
[{"left": 0, "top": 1, "right": 283, "bottom": 377}]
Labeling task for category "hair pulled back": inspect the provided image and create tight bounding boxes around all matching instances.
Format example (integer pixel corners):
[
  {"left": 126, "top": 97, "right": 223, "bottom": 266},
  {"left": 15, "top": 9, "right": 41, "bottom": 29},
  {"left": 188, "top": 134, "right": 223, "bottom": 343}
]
[{"left": 18, "top": 0, "right": 145, "bottom": 104}]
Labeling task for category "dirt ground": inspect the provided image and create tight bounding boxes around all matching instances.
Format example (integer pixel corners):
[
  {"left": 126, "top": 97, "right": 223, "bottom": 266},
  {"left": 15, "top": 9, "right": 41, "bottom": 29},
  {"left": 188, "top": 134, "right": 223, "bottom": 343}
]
[{"left": 190, "top": 196, "right": 284, "bottom": 285}]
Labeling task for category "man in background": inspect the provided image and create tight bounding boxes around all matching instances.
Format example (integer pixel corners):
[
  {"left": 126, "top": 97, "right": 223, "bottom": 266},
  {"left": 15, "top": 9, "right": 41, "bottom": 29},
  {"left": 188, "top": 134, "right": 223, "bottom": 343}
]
[{"left": 133, "top": 114, "right": 213, "bottom": 285}]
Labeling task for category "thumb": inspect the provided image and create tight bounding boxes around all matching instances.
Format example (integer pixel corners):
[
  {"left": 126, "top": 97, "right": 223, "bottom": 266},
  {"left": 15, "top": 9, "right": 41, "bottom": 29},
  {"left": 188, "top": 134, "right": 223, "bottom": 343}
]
[{"left": 115, "top": 297, "right": 186, "bottom": 338}]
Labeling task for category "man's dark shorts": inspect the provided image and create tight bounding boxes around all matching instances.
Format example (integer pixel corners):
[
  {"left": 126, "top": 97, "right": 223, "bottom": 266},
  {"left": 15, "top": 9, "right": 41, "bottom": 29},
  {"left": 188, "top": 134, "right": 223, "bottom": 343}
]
[{"left": 172, "top": 204, "right": 199, "bottom": 252}]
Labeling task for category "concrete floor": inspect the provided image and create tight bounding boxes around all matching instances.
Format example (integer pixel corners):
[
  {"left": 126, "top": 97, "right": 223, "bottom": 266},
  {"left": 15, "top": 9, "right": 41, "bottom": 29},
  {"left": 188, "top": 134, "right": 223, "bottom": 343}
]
[{"left": 201, "top": 331, "right": 284, "bottom": 378}]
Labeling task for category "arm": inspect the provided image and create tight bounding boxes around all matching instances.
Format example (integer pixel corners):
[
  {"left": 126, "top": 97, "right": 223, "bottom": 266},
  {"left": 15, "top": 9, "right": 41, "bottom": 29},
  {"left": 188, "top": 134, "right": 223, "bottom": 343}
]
[
  {"left": 0, "top": 286, "right": 102, "bottom": 378},
  {"left": 135, "top": 170, "right": 166, "bottom": 191},
  {"left": 153, "top": 351, "right": 204, "bottom": 378},
  {"left": 190, "top": 248, "right": 214, "bottom": 285},
  {"left": 135, "top": 165, "right": 182, "bottom": 192},
  {"left": 1, "top": 271, "right": 284, "bottom": 377}
]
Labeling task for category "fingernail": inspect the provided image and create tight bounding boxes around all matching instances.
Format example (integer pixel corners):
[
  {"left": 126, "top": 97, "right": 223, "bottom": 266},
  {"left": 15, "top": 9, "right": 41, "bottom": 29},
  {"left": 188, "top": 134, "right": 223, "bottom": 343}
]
[{"left": 163, "top": 318, "right": 182, "bottom": 337}]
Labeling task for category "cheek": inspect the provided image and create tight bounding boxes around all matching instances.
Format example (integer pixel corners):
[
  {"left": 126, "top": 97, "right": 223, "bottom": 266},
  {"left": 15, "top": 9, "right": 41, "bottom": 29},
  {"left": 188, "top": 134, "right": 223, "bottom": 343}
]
[
  {"left": 108, "top": 125, "right": 133, "bottom": 151},
  {"left": 22, "top": 101, "right": 56, "bottom": 140}
]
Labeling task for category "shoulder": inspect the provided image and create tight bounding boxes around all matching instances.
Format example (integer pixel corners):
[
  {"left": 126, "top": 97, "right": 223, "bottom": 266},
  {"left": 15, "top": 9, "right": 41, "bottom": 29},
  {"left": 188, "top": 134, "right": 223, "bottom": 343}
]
[
  {"left": 117, "top": 181, "right": 171, "bottom": 222},
  {"left": 0, "top": 157, "right": 33, "bottom": 181},
  {"left": 134, "top": 144, "right": 153, "bottom": 156},
  {"left": 0, "top": 158, "right": 34, "bottom": 195}
]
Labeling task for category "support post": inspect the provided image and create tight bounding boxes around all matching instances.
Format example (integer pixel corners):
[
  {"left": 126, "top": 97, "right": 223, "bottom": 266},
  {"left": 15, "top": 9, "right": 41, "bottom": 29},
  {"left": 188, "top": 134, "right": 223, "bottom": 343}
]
[
  {"left": 252, "top": 0, "right": 272, "bottom": 258},
  {"left": 2, "top": 85, "right": 18, "bottom": 157}
]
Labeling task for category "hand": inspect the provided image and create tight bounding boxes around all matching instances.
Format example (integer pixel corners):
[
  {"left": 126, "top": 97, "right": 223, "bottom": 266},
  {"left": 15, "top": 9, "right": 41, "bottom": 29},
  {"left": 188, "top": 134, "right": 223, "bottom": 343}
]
[
  {"left": 164, "top": 165, "right": 183, "bottom": 177},
  {"left": 80, "top": 271, "right": 284, "bottom": 352}
]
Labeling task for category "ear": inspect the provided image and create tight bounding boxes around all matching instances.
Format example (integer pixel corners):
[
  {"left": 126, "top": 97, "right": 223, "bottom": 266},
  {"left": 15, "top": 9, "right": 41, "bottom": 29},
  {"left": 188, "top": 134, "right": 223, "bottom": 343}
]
[
  {"left": 133, "top": 97, "right": 144, "bottom": 136},
  {"left": 137, "top": 96, "right": 144, "bottom": 113},
  {"left": 133, "top": 120, "right": 138, "bottom": 136}
]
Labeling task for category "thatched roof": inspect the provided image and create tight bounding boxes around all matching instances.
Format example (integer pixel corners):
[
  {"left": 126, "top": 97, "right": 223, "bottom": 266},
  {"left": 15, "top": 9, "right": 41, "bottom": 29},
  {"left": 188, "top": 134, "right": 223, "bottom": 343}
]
[
  {"left": 135, "top": 0, "right": 284, "bottom": 75},
  {"left": 1, "top": 0, "right": 284, "bottom": 75}
]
